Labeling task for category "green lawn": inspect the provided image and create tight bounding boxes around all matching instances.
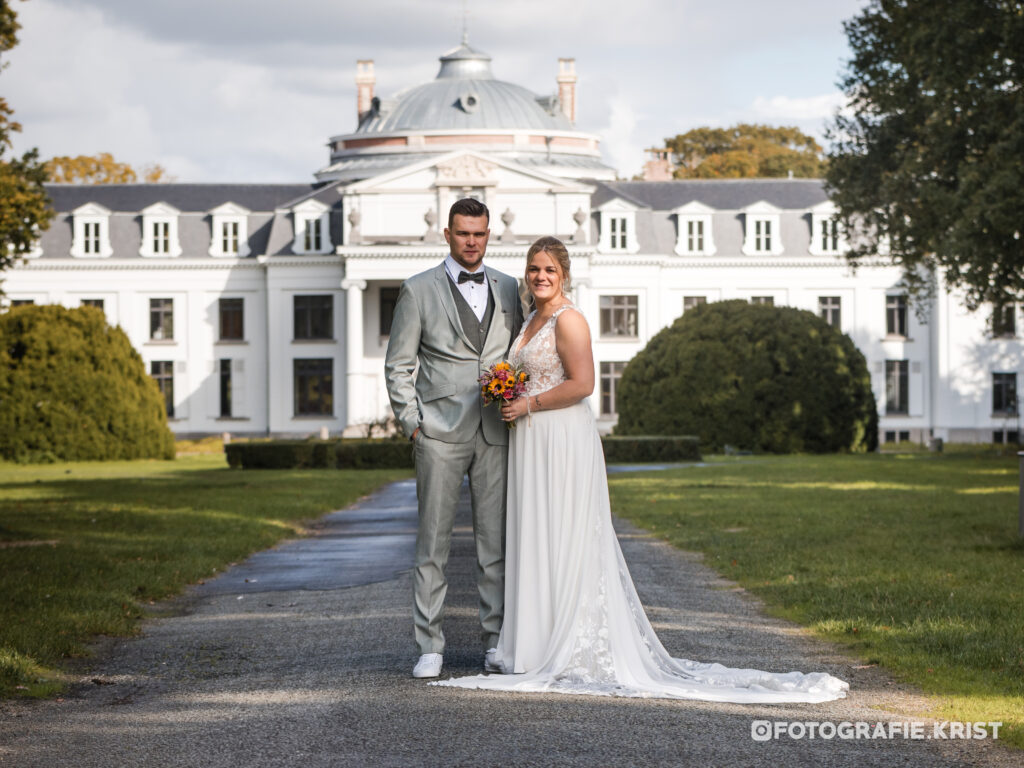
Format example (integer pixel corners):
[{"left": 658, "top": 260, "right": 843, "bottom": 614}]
[
  {"left": 0, "top": 454, "right": 411, "bottom": 697},
  {"left": 608, "top": 451, "right": 1024, "bottom": 749}
]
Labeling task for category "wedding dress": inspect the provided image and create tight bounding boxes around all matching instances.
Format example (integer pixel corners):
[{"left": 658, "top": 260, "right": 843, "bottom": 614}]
[{"left": 434, "top": 304, "right": 848, "bottom": 703}]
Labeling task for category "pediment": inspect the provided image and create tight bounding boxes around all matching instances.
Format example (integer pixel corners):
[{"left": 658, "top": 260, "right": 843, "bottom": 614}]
[
  {"left": 809, "top": 200, "right": 838, "bottom": 215},
  {"left": 141, "top": 202, "right": 181, "bottom": 217},
  {"left": 595, "top": 197, "right": 641, "bottom": 213},
  {"left": 291, "top": 198, "right": 330, "bottom": 215},
  {"left": 72, "top": 202, "right": 112, "bottom": 217},
  {"left": 743, "top": 200, "right": 783, "bottom": 215},
  {"left": 673, "top": 201, "right": 716, "bottom": 216},
  {"left": 209, "top": 201, "right": 251, "bottom": 216}
]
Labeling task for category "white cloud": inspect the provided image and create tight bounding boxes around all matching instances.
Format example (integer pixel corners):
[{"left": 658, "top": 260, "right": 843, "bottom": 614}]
[{"left": 751, "top": 93, "right": 848, "bottom": 122}]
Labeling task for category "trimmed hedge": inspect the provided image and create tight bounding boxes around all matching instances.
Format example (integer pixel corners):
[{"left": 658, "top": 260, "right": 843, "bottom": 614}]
[
  {"left": 0, "top": 304, "right": 175, "bottom": 462},
  {"left": 225, "top": 435, "right": 700, "bottom": 469},
  {"left": 601, "top": 435, "right": 701, "bottom": 463},
  {"left": 615, "top": 300, "right": 878, "bottom": 453}
]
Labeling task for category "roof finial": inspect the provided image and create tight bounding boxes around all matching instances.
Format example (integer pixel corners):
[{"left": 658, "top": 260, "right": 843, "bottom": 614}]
[{"left": 461, "top": 0, "right": 469, "bottom": 45}]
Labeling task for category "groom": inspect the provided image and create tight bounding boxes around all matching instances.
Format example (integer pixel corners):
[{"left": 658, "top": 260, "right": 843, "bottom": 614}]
[{"left": 384, "top": 198, "right": 524, "bottom": 678}]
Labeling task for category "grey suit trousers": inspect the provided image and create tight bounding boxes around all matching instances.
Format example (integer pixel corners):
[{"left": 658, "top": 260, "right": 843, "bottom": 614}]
[{"left": 413, "top": 426, "right": 507, "bottom": 654}]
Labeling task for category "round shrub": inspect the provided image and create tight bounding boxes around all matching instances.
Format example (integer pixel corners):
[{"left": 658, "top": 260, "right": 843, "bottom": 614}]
[
  {"left": 615, "top": 300, "right": 878, "bottom": 453},
  {"left": 0, "top": 304, "right": 175, "bottom": 462}
]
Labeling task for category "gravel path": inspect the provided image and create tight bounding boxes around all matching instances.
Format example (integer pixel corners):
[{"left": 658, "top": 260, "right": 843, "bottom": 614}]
[{"left": 0, "top": 477, "right": 1014, "bottom": 767}]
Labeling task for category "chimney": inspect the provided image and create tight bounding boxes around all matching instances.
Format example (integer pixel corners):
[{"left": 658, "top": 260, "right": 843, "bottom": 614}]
[
  {"left": 557, "top": 58, "right": 577, "bottom": 124},
  {"left": 356, "top": 59, "right": 375, "bottom": 120}
]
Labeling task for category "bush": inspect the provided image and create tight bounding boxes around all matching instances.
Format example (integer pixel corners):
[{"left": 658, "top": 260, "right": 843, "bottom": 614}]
[
  {"left": 615, "top": 300, "right": 878, "bottom": 453},
  {"left": 0, "top": 305, "right": 175, "bottom": 462},
  {"left": 601, "top": 436, "right": 701, "bottom": 463},
  {"left": 226, "top": 439, "right": 414, "bottom": 470}
]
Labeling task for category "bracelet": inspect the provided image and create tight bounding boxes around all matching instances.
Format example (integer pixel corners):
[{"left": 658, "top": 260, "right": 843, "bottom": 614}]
[{"left": 535, "top": 395, "right": 542, "bottom": 411}]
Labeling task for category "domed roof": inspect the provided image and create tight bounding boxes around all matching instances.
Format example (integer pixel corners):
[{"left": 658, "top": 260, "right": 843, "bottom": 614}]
[{"left": 355, "top": 41, "right": 574, "bottom": 134}]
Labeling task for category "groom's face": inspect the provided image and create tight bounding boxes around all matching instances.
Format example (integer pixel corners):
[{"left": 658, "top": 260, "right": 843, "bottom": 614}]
[{"left": 445, "top": 214, "right": 490, "bottom": 272}]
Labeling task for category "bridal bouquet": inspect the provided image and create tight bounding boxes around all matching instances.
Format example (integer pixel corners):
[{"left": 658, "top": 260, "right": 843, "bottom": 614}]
[{"left": 479, "top": 361, "right": 529, "bottom": 428}]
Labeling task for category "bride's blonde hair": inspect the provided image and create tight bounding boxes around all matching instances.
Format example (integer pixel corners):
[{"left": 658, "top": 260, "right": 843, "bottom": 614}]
[{"left": 525, "top": 236, "right": 571, "bottom": 295}]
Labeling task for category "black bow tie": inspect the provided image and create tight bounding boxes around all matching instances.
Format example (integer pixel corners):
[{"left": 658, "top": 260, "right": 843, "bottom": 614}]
[{"left": 458, "top": 270, "right": 485, "bottom": 284}]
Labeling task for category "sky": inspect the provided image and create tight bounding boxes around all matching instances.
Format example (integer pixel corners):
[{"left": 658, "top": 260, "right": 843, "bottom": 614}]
[{"left": 3, "top": 0, "right": 869, "bottom": 182}]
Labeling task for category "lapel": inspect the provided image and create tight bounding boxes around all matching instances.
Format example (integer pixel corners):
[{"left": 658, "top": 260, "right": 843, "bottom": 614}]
[
  {"left": 481, "top": 270, "right": 506, "bottom": 356},
  {"left": 432, "top": 263, "right": 475, "bottom": 351}
]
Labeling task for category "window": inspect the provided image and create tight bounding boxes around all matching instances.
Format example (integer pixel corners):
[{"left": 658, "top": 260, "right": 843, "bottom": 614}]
[
  {"left": 820, "top": 217, "right": 840, "bottom": 253},
  {"left": 754, "top": 219, "right": 772, "bottom": 253},
  {"left": 600, "top": 362, "right": 627, "bottom": 417},
  {"left": 221, "top": 221, "right": 240, "bottom": 255},
  {"left": 751, "top": 296, "right": 774, "bottom": 306},
  {"left": 886, "top": 295, "right": 907, "bottom": 337},
  {"left": 294, "top": 358, "right": 333, "bottom": 415},
  {"left": 886, "top": 360, "right": 909, "bottom": 414},
  {"left": 84, "top": 222, "right": 101, "bottom": 254},
  {"left": 599, "top": 295, "right": 638, "bottom": 337},
  {"left": 819, "top": 296, "right": 841, "bottom": 328},
  {"left": 149, "top": 298, "right": 174, "bottom": 341},
  {"left": 11, "top": 299, "right": 34, "bottom": 307},
  {"left": 993, "top": 372, "right": 1018, "bottom": 415},
  {"left": 152, "top": 221, "right": 170, "bottom": 254},
  {"left": 220, "top": 359, "right": 232, "bottom": 418},
  {"left": 304, "top": 218, "right": 322, "bottom": 252},
  {"left": 884, "top": 430, "right": 896, "bottom": 444},
  {"left": 379, "top": 287, "right": 400, "bottom": 336},
  {"left": 683, "top": 296, "right": 706, "bottom": 312},
  {"left": 687, "top": 220, "right": 704, "bottom": 252},
  {"left": 609, "top": 216, "right": 627, "bottom": 250},
  {"left": 991, "top": 304, "right": 1017, "bottom": 338},
  {"left": 219, "top": 298, "right": 244, "bottom": 341},
  {"left": 294, "top": 295, "right": 333, "bottom": 340},
  {"left": 82, "top": 299, "right": 104, "bottom": 310},
  {"left": 993, "top": 429, "right": 1020, "bottom": 445},
  {"left": 209, "top": 202, "right": 250, "bottom": 257},
  {"left": 151, "top": 361, "right": 174, "bottom": 418}
]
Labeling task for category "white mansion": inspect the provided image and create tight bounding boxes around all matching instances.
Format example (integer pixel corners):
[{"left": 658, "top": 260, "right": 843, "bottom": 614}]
[{"left": 3, "top": 40, "right": 1020, "bottom": 444}]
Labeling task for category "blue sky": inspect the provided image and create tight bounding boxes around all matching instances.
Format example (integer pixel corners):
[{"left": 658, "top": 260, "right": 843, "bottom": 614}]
[{"left": 4, "top": 0, "right": 869, "bottom": 181}]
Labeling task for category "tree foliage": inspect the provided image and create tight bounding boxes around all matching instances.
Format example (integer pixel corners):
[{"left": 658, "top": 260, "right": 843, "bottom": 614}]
[
  {"left": 663, "top": 124, "right": 826, "bottom": 179},
  {"left": 826, "top": 0, "right": 1024, "bottom": 309},
  {"left": 0, "top": 0, "right": 53, "bottom": 278},
  {"left": 45, "top": 153, "right": 173, "bottom": 184},
  {"left": 615, "top": 301, "right": 878, "bottom": 454},
  {"left": 0, "top": 304, "right": 176, "bottom": 462}
]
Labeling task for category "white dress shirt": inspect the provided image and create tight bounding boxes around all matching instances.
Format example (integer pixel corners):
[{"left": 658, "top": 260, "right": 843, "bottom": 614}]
[{"left": 444, "top": 254, "right": 490, "bottom": 322}]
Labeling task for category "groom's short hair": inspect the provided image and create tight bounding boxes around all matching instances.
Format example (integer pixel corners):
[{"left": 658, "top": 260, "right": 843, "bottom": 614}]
[{"left": 448, "top": 198, "right": 489, "bottom": 231}]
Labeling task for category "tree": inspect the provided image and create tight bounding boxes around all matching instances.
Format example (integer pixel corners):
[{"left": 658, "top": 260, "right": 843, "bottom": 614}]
[
  {"left": 0, "top": 0, "right": 53, "bottom": 279},
  {"left": 45, "top": 153, "right": 173, "bottom": 184},
  {"left": 0, "top": 304, "right": 175, "bottom": 462},
  {"left": 662, "top": 124, "right": 826, "bottom": 179},
  {"left": 614, "top": 301, "right": 878, "bottom": 454},
  {"left": 826, "top": 0, "right": 1024, "bottom": 310}
]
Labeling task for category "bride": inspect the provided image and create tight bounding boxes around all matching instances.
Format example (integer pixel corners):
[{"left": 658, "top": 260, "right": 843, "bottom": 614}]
[{"left": 434, "top": 236, "right": 848, "bottom": 703}]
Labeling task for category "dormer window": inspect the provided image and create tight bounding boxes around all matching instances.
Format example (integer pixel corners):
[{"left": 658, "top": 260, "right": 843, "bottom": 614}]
[
  {"left": 139, "top": 202, "right": 182, "bottom": 258},
  {"left": 292, "top": 199, "right": 332, "bottom": 255},
  {"left": 809, "top": 202, "right": 846, "bottom": 256},
  {"left": 673, "top": 202, "right": 716, "bottom": 256},
  {"left": 741, "top": 201, "right": 784, "bottom": 256},
  {"left": 597, "top": 200, "right": 640, "bottom": 254},
  {"left": 209, "top": 202, "right": 251, "bottom": 258},
  {"left": 70, "top": 203, "right": 113, "bottom": 258}
]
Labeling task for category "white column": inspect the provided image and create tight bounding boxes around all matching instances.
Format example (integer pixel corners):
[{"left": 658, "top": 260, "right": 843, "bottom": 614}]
[{"left": 341, "top": 279, "right": 367, "bottom": 430}]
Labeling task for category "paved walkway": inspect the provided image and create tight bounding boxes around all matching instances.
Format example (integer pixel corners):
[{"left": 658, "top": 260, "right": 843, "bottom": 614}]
[{"left": 0, "top": 478, "right": 1014, "bottom": 767}]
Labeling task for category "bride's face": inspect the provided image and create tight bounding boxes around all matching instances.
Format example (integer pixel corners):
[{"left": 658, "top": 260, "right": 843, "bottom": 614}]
[{"left": 526, "top": 250, "right": 563, "bottom": 302}]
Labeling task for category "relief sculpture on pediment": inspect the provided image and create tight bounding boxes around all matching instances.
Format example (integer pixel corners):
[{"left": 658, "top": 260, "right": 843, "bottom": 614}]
[{"left": 435, "top": 155, "right": 497, "bottom": 184}]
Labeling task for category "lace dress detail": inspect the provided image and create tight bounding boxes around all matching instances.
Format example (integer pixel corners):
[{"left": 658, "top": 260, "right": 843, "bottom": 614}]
[{"left": 434, "top": 303, "right": 848, "bottom": 702}]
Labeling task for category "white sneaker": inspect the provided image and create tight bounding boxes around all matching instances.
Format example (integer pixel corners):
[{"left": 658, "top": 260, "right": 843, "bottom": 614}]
[
  {"left": 483, "top": 648, "right": 503, "bottom": 674},
  {"left": 413, "top": 653, "right": 443, "bottom": 678}
]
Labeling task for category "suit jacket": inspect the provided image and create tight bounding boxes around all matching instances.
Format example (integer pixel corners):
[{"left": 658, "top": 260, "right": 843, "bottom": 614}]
[{"left": 384, "top": 263, "right": 525, "bottom": 445}]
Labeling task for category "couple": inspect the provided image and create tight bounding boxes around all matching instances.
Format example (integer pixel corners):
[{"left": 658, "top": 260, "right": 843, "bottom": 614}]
[{"left": 384, "top": 198, "right": 848, "bottom": 703}]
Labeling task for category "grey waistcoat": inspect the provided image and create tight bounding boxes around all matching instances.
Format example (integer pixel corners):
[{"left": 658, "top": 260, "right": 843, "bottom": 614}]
[{"left": 447, "top": 277, "right": 495, "bottom": 352}]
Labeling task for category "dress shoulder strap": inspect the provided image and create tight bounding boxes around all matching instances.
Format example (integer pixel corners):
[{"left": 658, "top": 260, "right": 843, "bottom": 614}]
[{"left": 551, "top": 302, "right": 578, "bottom": 320}]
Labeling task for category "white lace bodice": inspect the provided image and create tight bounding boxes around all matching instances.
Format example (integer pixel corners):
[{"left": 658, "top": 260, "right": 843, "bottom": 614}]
[{"left": 510, "top": 303, "right": 581, "bottom": 397}]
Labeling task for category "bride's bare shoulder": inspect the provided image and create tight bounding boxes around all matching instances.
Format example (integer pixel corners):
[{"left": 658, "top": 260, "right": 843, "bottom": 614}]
[{"left": 553, "top": 305, "right": 591, "bottom": 341}]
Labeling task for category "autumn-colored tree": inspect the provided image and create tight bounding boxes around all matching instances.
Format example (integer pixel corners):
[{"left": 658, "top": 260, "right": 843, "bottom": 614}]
[
  {"left": 663, "top": 124, "right": 826, "bottom": 179},
  {"left": 45, "top": 153, "right": 173, "bottom": 184},
  {"left": 0, "top": 0, "right": 54, "bottom": 279}
]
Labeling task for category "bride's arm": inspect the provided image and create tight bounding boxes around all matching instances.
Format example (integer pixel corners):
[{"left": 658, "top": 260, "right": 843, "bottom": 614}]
[{"left": 502, "top": 310, "right": 595, "bottom": 420}]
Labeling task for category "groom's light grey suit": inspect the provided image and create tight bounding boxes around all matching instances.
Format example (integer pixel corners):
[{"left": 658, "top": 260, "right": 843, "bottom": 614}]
[{"left": 385, "top": 262, "right": 524, "bottom": 654}]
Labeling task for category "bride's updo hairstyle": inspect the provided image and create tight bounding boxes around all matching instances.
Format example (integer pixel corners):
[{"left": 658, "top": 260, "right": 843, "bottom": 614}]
[{"left": 525, "top": 236, "right": 571, "bottom": 295}]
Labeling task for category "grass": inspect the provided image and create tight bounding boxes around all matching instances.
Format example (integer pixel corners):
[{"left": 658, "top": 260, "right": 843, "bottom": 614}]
[
  {"left": 608, "top": 451, "right": 1024, "bottom": 749},
  {"left": 0, "top": 454, "right": 411, "bottom": 697}
]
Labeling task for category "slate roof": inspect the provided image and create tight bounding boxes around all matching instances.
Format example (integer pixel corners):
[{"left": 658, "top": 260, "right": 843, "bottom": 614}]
[
  {"left": 45, "top": 183, "right": 320, "bottom": 213},
  {"left": 590, "top": 179, "right": 829, "bottom": 211}
]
